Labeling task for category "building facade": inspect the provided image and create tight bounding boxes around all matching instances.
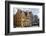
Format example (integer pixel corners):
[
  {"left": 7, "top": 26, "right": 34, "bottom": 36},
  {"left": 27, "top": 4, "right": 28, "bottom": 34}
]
[{"left": 14, "top": 9, "right": 32, "bottom": 27}]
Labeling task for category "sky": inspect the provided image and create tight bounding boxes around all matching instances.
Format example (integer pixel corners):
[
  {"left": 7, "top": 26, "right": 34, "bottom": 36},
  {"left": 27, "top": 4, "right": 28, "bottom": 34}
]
[{"left": 13, "top": 8, "right": 40, "bottom": 18}]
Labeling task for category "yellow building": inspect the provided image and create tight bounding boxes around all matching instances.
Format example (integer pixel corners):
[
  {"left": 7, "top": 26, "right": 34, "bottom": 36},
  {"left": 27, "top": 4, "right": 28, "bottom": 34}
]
[{"left": 14, "top": 9, "right": 32, "bottom": 27}]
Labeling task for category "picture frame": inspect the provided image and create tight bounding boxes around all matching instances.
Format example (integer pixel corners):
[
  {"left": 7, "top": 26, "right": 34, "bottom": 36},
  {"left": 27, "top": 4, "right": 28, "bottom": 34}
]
[{"left": 5, "top": 1, "right": 45, "bottom": 35}]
